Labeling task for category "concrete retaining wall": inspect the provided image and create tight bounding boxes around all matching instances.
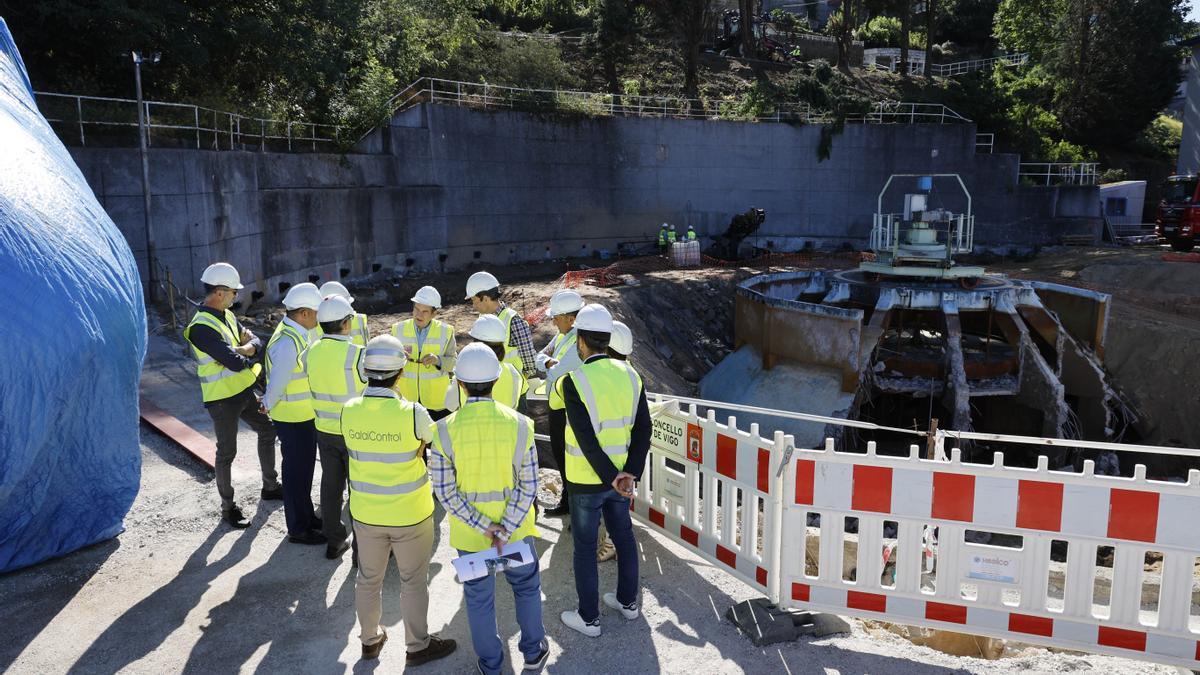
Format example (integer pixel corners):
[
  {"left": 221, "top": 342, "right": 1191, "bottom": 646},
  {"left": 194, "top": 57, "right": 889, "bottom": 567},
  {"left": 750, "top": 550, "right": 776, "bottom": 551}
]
[{"left": 70, "top": 102, "right": 1100, "bottom": 298}]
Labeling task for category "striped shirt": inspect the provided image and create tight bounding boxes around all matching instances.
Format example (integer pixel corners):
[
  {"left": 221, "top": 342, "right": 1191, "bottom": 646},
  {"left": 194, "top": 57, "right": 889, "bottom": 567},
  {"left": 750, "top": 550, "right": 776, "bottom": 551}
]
[{"left": 429, "top": 397, "right": 539, "bottom": 535}]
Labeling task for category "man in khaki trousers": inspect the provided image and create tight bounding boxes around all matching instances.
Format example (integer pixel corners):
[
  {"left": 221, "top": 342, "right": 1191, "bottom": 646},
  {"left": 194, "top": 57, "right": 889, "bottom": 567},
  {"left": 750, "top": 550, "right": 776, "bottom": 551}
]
[{"left": 341, "top": 335, "right": 456, "bottom": 665}]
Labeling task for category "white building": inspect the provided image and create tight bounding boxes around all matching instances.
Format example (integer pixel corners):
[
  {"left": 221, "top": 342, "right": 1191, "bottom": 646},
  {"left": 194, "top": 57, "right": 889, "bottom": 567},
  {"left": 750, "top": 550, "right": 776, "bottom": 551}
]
[
  {"left": 1098, "top": 180, "right": 1146, "bottom": 228},
  {"left": 1176, "top": 36, "right": 1200, "bottom": 174}
]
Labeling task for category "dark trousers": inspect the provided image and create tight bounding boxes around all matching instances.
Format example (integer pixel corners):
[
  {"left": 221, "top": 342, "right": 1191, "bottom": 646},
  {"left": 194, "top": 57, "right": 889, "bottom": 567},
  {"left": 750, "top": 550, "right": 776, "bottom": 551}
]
[
  {"left": 548, "top": 408, "right": 568, "bottom": 504},
  {"left": 206, "top": 389, "right": 278, "bottom": 512},
  {"left": 569, "top": 489, "right": 639, "bottom": 622},
  {"left": 273, "top": 419, "right": 318, "bottom": 535},
  {"left": 316, "top": 430, "right": 350, "bottom": 545}
]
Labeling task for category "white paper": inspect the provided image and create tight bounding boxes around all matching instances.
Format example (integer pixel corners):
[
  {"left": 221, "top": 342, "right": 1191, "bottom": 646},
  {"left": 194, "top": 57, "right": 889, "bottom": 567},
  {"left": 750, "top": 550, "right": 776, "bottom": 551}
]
[{"left": 452, "top": 539, "right": 535, "bottom": 582}]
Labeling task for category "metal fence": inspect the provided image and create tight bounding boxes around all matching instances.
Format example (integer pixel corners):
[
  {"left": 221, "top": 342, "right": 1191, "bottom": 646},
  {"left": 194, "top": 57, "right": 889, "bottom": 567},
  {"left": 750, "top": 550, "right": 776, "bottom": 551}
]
[
  {"left": 975, "top": 133, "right": 994, "bottom": 154},
  {"left": 930, "top": 52, "right": 1029, "bottom": 77},
  {"left": 34, "top": 91, "right": 343, "bottom": 152},
  {"left": 1019, "top": 162, "right": 1100, "bottom": 186},
  {"left": 384, "top": 77, "right": 971, "bottom": 125}
]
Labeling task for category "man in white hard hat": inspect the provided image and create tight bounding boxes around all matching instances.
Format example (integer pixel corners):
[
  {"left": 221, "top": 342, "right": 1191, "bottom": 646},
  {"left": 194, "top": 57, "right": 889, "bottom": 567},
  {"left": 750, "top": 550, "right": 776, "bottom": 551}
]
[
  {"left": 667, "top": 224, "right": 678, "bottom": 246},
  {"left": 389, "top": 285, "right": 457, "bottom": 421},
  {"left": 443, "top": 315, "right": 527, "bottom": 412},
  {"left": 430, "top": 343, "right": 548, "bottom": 674},
  {"left": 320, "top": 281, "right": 371, "bottom": 346},
  {"left": 555, "top": 304, "right": 652, "bottom": 638},
  {"left": 344, "top": 336, "right": 457, "bottom": 665},
  {"left": 305, "top": 295, "right": 367, "bottom": 560},
  {"left": 264, "top": 282, "right": 325, "bottom": 545},
  {"left": 537, "top": 289, "right": 584, "bottom": 517},
  {"left": 596, "top": 318, "right": 634, "bottom": 562},
  {"left": 184, "top": 262, "right": 281, "bottom": 528},
  {"left": 657, "top": 223, "right": 668, "bottom": 254},
  {"left": 685, "top": 225, "right": 697, "bottom": 242},
  {"left": 465, "top": 271, "right": 538, "bottom": 390}
]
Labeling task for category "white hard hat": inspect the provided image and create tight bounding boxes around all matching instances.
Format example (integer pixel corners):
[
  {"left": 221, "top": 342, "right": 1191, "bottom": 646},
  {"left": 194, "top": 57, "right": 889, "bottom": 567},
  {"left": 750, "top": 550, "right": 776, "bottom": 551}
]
[
  {"left": 317, "top": 295, "right": 354, "bottom": 323},
  {"left": 469, "top": 314, "right": 507, "bottom": 343},
  {"left": 610, "top": 320, "right": 634, "bottom": 356},
  {"left": 687, "top": 224, "right": 695, "bottom": 229},
  {"left": 548, "top": 290, "right": 584, "bottom": 317},
  {"left": 411, "top": 285, "right": 442, "bottom": 309},
  {"left": 282, "top": 282, "right": 322, "bottom": 310},
  {"left": 670, "top": 223, "right": 676, "bottom": 230},
  {"left": 454, "top": 342, "right": 502, "bottom": 383},
  {"left": 574, "top": 303, "right": 613, "bottom": 333},
  {"left": 363, "top": 335, "right": 407, "bottom": 375},
  {"left": 320, "top": 281, "right": 354, "bottom": 304},
  {"left": 661, "top": 223, "right": 668, "bottom": 228},
  {"left": 201, "top": 262, "right": 243, "bottom": 290},
  {"left": 465, "top": 271, "right": 500, "bottom": 299}
]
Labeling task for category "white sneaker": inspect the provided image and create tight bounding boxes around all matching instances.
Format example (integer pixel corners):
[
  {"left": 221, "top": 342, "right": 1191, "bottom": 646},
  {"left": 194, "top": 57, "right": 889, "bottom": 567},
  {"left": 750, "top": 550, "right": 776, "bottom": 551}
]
[
  {"left": 560, "top": 610, "right": 601, "bottom": 637},
  {"left": 603, "top": 592, "right": 639, "bottom": 620}
]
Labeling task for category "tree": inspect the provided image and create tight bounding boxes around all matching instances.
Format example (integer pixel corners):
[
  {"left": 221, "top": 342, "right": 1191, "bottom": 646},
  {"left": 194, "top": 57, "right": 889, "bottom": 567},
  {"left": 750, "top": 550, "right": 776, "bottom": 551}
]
[
  {"left": 923, "top": 0, "right": 937, "bottom": 77},
  {"left": 739, "top": 0, "right": 754, "bottom": 58},
  {"left": 647, "top": 0, "right": 714, "bottom": 101},
  {"left": 589, "top": 0, "right": 637, "bottom": 96},
  {"left": 995, "top": 0, "right": 1187, "bottom": 147},
  {"left": 898, "top": 0, "right": 912, "bottom": 77}
]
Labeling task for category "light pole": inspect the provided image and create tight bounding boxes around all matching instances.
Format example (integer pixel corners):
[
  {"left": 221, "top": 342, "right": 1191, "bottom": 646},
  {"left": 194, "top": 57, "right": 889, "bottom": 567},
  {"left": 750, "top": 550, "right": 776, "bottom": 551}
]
[{"left": 132, "top": 50, "right": 160, "bottom": 302}]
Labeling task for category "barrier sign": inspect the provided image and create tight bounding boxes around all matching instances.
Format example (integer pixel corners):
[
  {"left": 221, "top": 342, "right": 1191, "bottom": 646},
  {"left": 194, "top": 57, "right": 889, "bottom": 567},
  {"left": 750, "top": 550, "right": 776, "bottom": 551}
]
[
  {"left": 965, "top": 545, "right": 1021, "bottom": 584},
  {"left": 651, "top": 414, "right": 703, "bottom": 463}
]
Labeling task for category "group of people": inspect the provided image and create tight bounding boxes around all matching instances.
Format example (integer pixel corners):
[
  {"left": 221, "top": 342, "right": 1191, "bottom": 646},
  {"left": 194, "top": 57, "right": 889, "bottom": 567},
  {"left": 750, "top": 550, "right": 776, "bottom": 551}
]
[
  {"left": 184, "top": 263, "right": 652, "bottom": 673},
  {"left": 656, "top": 222, "right": 697, "bottom": 254}
]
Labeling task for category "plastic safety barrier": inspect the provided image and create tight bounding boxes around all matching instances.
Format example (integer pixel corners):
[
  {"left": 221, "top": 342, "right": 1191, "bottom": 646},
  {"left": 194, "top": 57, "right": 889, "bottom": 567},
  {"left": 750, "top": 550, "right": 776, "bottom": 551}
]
[{"left": 635, "top": 397, "right": 1200, "bottom": 669}]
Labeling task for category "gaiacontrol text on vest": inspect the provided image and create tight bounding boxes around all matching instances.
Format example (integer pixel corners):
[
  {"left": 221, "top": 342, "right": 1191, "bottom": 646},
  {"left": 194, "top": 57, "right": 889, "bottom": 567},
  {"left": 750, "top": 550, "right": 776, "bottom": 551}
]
[{"left": 347, "top": 429, "right": 407, "bottom": 443}]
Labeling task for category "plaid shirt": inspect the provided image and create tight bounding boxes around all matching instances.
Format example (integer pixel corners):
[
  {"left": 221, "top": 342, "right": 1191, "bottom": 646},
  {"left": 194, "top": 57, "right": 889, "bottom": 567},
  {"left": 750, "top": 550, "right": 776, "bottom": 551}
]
[
  {"left": 429, "top": 398, "right": 539, "bottom": 536},
  {"left": 500, "top": 302, "right": 539, "bottom": 379}
]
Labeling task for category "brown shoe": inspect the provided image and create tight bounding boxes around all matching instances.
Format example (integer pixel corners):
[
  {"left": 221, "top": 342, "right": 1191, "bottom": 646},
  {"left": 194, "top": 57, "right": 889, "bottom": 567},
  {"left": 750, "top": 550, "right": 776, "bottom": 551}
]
[
  {"left": 406, "top": 635, "right": 457, "bottom": 666},
  {"left": 361, "top": 629, "right": 387, "bottom": 660}
]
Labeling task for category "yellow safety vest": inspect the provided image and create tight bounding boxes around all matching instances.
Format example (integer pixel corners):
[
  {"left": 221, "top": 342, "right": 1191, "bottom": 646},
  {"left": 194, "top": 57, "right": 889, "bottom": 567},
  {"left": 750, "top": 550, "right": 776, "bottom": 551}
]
[
  {"left": 686, "top": 229, "right": 697, "bottom": 241},
  {"left": 391, "top": 319, "right": 454, "bottom": 410},
  {"left": 666, "top": 230, "right": 677, "bottom": 243},
  {"left": 432, "top": 400, "right": 537, "bottom": 552},
  {"left": 658, "top": 229, "right": 667, "bottom": 245},
  {"left": 344, "top": 393, "right": 433, "bottom": 527},
  {"left": 546, "top": 330, "right": 578, "bottom": 411},
  {"left": 266, "top": 321, "right": 315, "bottom": 423},
  {"left": 563, "top": 358, "right": 643, "bottom": 485},
  {"left": 306, "top": 336, "right": 366, "bottom": 435},
  {"left": 350, "top": 313, "right": 370, "bottom": 346},
  {"left": 498, "top": 306, "right": 525, "bottom": 375},
  {"left": 451, "top": 362, "right": 527, "bottom": 411},
  {"left": 184, "top": 309, "right": 261, "bottom": 402}
]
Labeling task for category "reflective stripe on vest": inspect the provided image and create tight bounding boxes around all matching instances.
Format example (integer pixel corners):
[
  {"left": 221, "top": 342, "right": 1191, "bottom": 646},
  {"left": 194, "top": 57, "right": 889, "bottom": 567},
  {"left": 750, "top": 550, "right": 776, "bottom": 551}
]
[
  {"left": 498, "top": 306, "right": 524, "bottom": 374},
  {"left": 551, "top": 330, "right": 577, "bottom": 363},
  {"left": 184, "top": 309, "right": 259, "bottom": 402},
  {"left": 344, "top": 394, "right": 433, "bottom": 527},
  {"left": 306, "top": 337, "right": 366, "bottom": 434},
  {"left": 266, "top": 321, "right": 314, "bottom": 422},
  {"left": 564, "top": 359, "right": 643, "bottom": 484},
  {"left": 432, "top": 401, "right": 537, "bottom": 552},
  {"left": 451, "top": 362, "right": 526, "bottom": 411},
  {"left": 391, "top": 319, "right": 453, "bottom": 409}
]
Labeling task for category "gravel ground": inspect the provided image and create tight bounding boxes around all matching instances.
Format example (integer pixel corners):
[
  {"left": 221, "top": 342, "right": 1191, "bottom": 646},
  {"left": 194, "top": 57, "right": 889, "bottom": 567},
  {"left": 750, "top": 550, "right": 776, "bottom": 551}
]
[{"left": 0, "top": 428, "right": 1177, "bottom": 674}]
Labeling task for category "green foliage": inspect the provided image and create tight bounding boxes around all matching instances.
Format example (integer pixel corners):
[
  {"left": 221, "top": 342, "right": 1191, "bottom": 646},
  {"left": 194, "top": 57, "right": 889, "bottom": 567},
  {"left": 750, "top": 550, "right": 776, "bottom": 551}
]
[
  {"left": 993, "top": 0, "right": 1065, "bottom": 60},
  {"left": 855, "top": 16, "right": 905, "bottom": 48},
  {"left": 1098, "top": 168, "right": 1128, "bottom": 183},
  {"left": 1132, "top": 114, "right": 1183, "bottom": 160}
]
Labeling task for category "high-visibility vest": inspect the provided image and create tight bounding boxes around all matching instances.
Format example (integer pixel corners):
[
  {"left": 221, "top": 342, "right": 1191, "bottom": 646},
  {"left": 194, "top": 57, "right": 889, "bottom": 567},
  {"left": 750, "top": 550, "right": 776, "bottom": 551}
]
[
  {"left": 563, "top": 358, "right": 643, "bottom": 485},
  {"left": 666, "top": 230, "right": 677, "bottom": 243},
  {"left": 350, "top": 313, "right": 370, "bottom": 346},
  {"left": 306, "top": 336, "right": 366, "bottom": 435},
  {"left": 391, "top": 319, "right": 454, "bottom": 410},
  {"left": 344, "top": 393, "right": 433, "bottom": 527},
  {"left": 266, "top": 321, "right": 315, "bottom": 423},
  {"left": 658, "top": 229, "right": 667, "bottom": 245},
  {"left": 546, "top": 330, "right": 578, "bottom": 411},
  {"left": 497, "top": 306, "right": 525, "bottom": 375},
  {"left": 686, "top": 229, "right": 697, "bottom": 241},
  {"left": 432, "top": 400, "right": 537, "bottom": 552},
  {"left": 184, "top": 309, "right": 261, "bottom": 402},
  {"left": 449, "top": 362, "right": 527, "bottom": 411}
]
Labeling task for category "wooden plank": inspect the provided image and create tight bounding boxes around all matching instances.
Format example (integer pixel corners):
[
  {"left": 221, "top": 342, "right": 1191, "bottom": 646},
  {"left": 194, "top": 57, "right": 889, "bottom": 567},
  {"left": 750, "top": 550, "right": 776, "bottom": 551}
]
[{"left": 139, "top": 397, "right": 216, "bottom": 470}]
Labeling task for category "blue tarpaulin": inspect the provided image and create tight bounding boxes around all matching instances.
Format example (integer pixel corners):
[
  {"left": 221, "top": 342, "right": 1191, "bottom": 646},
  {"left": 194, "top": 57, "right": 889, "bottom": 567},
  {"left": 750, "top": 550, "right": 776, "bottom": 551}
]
[{"left": 0, "top": 17, "right": 146, "bottom": 572}]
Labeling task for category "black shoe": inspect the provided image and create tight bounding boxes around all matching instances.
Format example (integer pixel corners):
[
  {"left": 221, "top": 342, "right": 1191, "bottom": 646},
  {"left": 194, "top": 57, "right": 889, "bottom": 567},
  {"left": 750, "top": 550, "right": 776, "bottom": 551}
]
[
  {"left": 311, "top": 516, "right": 323, "bottom": 531},
  {"left": 361, "top": 628, "right": 387, "bottom": 660},
  {"left": 260, "top": 486, "right": 283, "bottom": 501},
  {"left": 223, "top": 506, "right": 251, "bottom": 529},
  {"left": 326, "top": 539, "right": 350, "bottom": 560},
  {"left": 406, "top": 635, "right": 456, "bottom": 666},
  {"left": 544, "top": 502, "right": 570, "bottom": 517},
  {"left": 288, "top": 529, "right": 328, "bottom": 545},
  {"left": 524, "top": 639, "right": 550, "bottom": 670}
]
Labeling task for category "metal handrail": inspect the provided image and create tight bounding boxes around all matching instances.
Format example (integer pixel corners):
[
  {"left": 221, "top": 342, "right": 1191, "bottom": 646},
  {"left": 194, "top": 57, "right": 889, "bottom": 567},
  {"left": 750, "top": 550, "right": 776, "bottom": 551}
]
[
  {"left": 34, "top": 91, "right": 343, "bottom": 151},
  {"left": 383, "top": 76, "right": 971, "bottom": 125},
  {"left": 1018, "top": 162, "right": 1100, "bottom": 186}
]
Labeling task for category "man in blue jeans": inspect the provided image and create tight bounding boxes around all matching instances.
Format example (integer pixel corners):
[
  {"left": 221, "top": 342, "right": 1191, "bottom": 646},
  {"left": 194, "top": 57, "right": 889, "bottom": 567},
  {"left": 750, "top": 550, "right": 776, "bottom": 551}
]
[
  {"left": 554, "top": 304, "right": 652, "bottom": 637},
  {"left": 430, "top": 344, "right": 549, "bottom": 672}
]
